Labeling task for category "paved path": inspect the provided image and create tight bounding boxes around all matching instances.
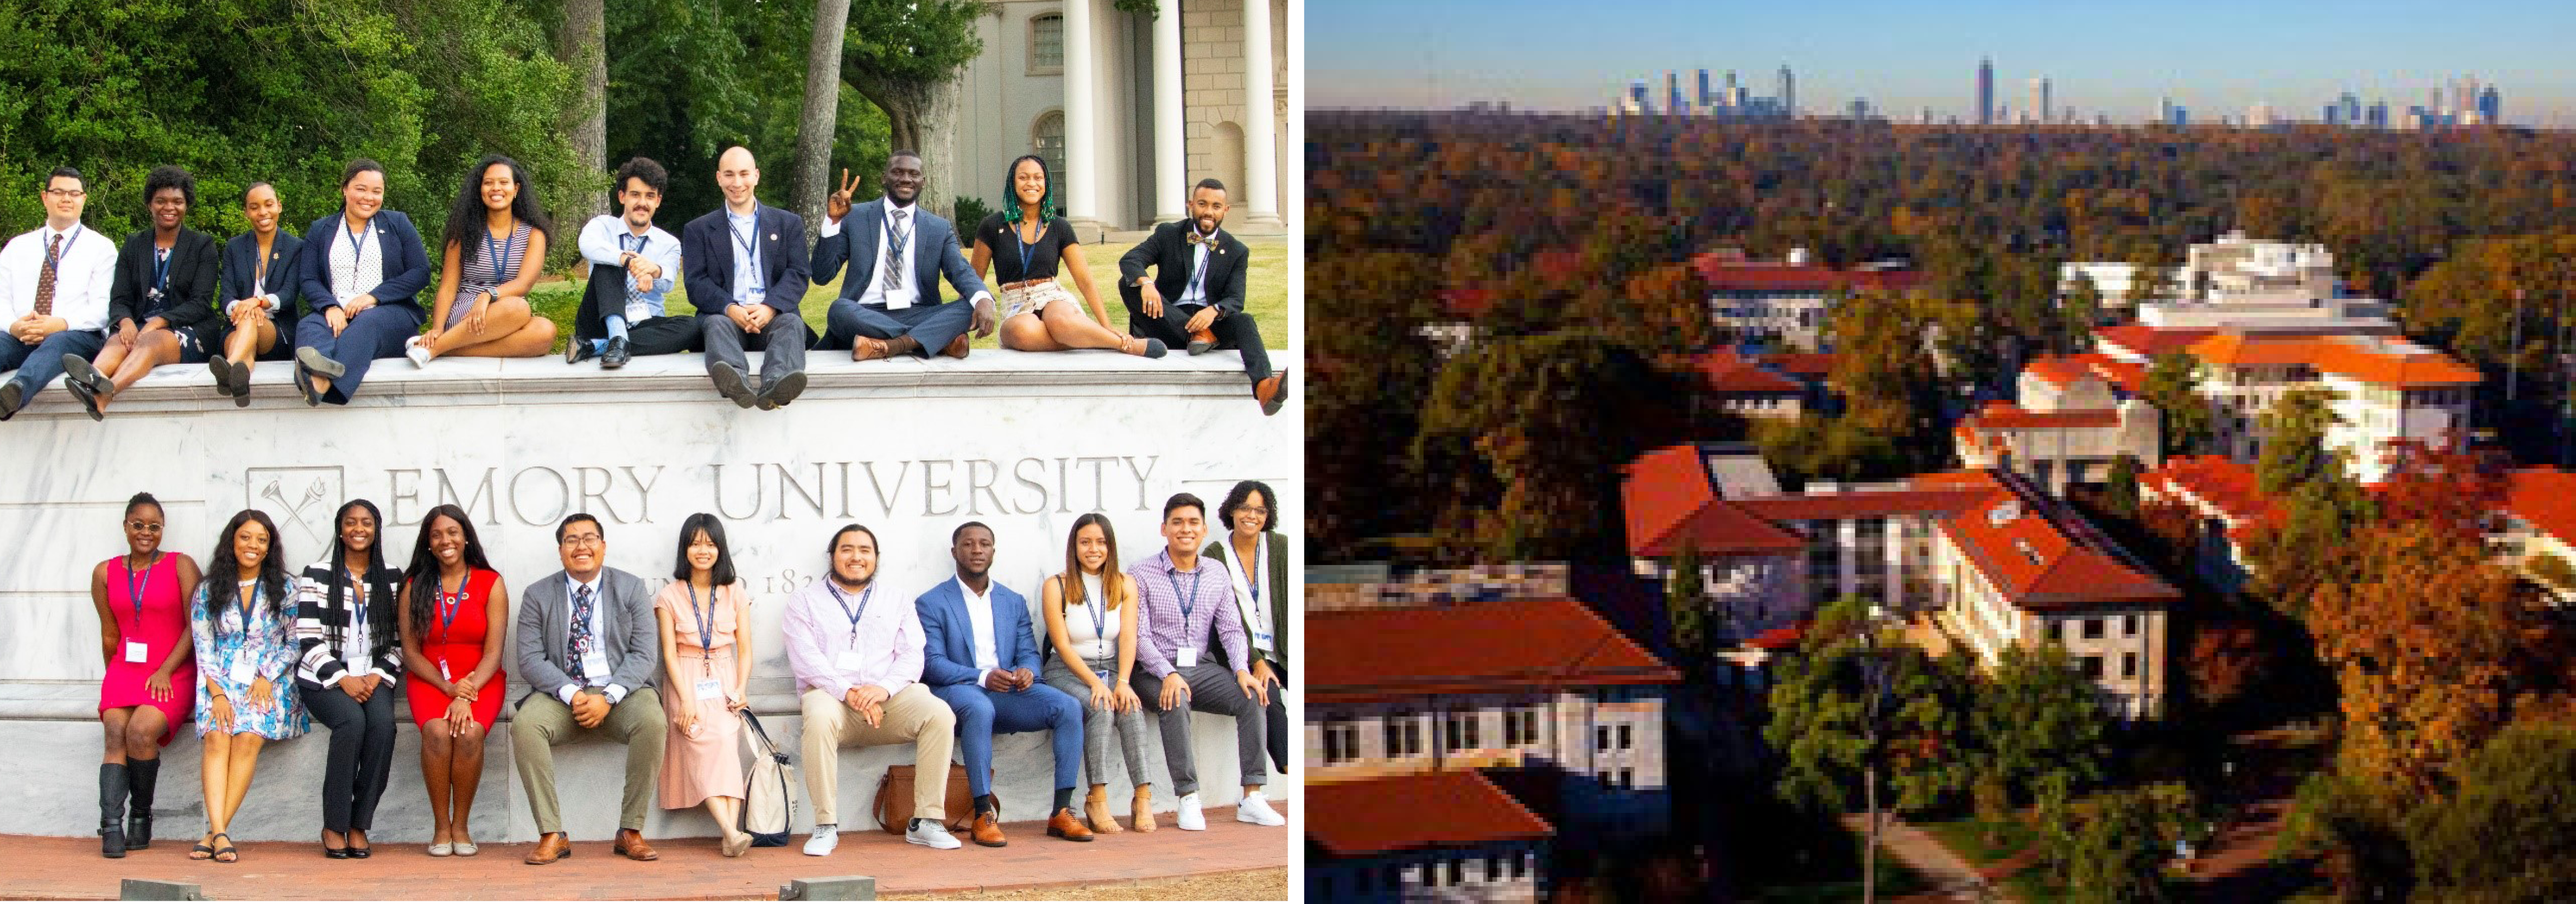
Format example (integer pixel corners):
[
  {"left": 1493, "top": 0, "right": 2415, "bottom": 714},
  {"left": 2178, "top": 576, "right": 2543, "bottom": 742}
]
[
  {"left": 0, "top": 804, "right": 1290, "bottom": 900},
  {"left": 1841, "top": 813, "right": 2017, "bottom": 904}
]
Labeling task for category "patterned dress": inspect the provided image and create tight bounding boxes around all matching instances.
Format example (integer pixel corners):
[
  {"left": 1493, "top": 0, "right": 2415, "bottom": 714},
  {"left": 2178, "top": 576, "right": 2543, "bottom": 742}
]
[{"left": 190, "top": 579, "right": 311, "bottom": 740}]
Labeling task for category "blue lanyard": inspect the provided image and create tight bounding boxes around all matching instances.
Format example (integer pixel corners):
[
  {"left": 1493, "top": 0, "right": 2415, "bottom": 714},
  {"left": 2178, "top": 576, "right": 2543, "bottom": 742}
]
[
  {"left": 824, "top": 581, "right": 872, "bottom": 645},
  {"left": 484, "top": 223, "right": 520, "bottom": 286},
  {"left": 434, "top": 570, "right": 466, "bottom": 643},
  {"left": 343, "top": 217, "right": 371, "bottom": 272},
  {"left": 46, "top": 226, "right": 80, "bottom": 268},
  {"left": 687, "top": 582, "right": 717, "bottom": 672},
  {"left": 345, "top": 567, "right": 368, "bottom": 630},
  {"left": 730, "top": 216, "right": 763, "bottom": 294},
  {"left": 1013, "top": 221, "right": 1039, "bottom": 280},
  {"left": 149, "top": 247, "right": 171, "bottom": 300},
  {"left": 121, "top": 553, "right": 158, "bottom": 635},
  {"left": 1165, "top": 566, "right": 1202, "bottom": 620}
]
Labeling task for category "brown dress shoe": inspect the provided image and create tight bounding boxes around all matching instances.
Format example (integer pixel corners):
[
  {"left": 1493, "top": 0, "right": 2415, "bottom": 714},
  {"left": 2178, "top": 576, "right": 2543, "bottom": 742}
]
[
  {"left": 1084, "top": 786, "right": 1123, "bottom": 835},
  {"left": 1253, "top": 370, "right": 1289, "bottom": 416},
  {"left": 612, "top": 828, "right": 659, "bottom": 861},
  {"left": 941, "top": 334, "right": 971, "bottom": 359},
  {"left": 1131, "top": 788, "right": 1158, "bottom": 833},
  {"left": 970, "top": 810, "right": 1008, "bottom": 847},
  {"left": 1187, "top": 328, "right": 1217, "bottom": 355},
  {"left": 850, "top": 336, "right": 894, "bottom": 361},
  {"left": 524, "top": 832, "right": 572, "bottom": 865},
  {"left": 1047, "top": 807, "right": 1096, "bottom": 842}
]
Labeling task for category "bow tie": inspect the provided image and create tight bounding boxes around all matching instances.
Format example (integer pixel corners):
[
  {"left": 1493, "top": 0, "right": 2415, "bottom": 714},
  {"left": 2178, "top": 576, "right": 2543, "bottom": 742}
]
[{"left": 1186, "top": 229, "right": 1214, "bottom": 246}]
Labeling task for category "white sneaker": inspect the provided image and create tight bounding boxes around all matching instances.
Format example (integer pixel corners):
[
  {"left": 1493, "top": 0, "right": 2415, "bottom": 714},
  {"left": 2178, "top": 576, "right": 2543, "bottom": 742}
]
[
  {"left": 906, "top": 819, "right": 962, "bottom": 850},
  {"left": 405, "top": 336, "right": 432, "bottom": 368},
  {"left": 1177, "top": 792, "right": 1207, "bottom": 831},
  {"left": 802, "top": 825, "right": 837, "bottom": 856},
  {"left": 1236, "top": 792, "right": 1286, "bottom": 826}
]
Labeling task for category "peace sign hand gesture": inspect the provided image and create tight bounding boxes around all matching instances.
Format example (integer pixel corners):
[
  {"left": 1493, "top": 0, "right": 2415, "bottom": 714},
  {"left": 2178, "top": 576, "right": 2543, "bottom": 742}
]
[{"left": 826, "top": 169, "right": 861, "bottom": 222}]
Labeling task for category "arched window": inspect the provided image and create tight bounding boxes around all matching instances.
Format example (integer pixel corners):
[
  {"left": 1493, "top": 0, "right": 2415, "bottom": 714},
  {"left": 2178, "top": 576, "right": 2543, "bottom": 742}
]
[
  {"left": 1029, "top": 14, "right": 1063, "bottom": 75},
  {"left": 1031, "top": 111, "right": 1067, "bottom": 191}
]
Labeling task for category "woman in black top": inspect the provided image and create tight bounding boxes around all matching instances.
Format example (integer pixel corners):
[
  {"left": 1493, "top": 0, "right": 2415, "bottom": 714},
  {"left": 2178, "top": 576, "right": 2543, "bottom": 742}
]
[
  {"left": 970, "top": 155, "right": 1163, "bottom": 357},
  {"left": 60, "top": 165, "right": 221, "bottom": 420},
  {"left": 207, "top": 183, "right": 304, "bottom": 406}
]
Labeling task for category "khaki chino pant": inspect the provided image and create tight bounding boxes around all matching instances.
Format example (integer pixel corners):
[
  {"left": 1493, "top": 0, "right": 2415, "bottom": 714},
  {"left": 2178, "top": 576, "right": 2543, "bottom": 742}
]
[
  {"left": 510, "top": 686, "right": 667, "bottom": 835},
  {"left": 800, "top": 684, "right": 956, "bottom": 826}
]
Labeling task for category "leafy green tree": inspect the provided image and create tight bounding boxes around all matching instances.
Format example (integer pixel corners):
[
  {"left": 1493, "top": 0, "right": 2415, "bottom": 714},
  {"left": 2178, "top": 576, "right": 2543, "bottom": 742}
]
[
  {"left": 2055, "top": 784, "right": 2193, "bottom": 904},
  {"left": 2407, "top": 723, "right": 2576, "bottom": 903},
  {"left": 837, "top": 0, "right": 986, "bottom": 216},
  {"left": 1968, "top": 642, "right": 2112, "bottom": 806},
  {"left": 1765, "top": 599, "right": 1975, "bottom": 816},
  {"left": 2277, "top": 771, "right": 2417, "bottom": 902},
  {"left": 2106, "top": 454, "right": 2142, "bottom": 517},
  {"left": 2139, "top": 353, "right": 2212, "bottom": 460},
  {"left": 1666, "top": 545, "right": 1708, "bottom": 665},
  {"left": 2257, "top": 386, "right": 2347, "bottom": 496}
]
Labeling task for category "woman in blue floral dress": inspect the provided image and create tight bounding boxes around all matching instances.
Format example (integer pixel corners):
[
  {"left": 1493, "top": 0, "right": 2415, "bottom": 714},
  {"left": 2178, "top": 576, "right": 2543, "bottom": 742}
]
[{"left": 189, "top": 509, "right": 306, "bottom": 863}]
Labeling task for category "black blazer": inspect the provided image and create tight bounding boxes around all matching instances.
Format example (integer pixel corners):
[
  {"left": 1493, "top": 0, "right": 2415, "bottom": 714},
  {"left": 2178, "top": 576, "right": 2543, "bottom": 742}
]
[
  {"left": 682, "top": 204, "right": 810, "bottom": 319},
  {"left": 297, "top": 210, "right": 432, "bottom": 315},
  {"left": 1117, "top": 222, "right": 1249, "bottom": 315},
  {"left": 106, "top": 228, "right": 220, "bottom": 335},
  {"left": 811, "top": 198, "right": 989, "bottom": 305},
  {"left": 221, "top": 231, "right": 305, "bottom": 347}
]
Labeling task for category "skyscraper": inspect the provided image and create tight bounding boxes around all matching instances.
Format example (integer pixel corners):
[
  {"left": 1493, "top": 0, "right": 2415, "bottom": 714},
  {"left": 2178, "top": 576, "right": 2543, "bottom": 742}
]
[
  {"left": 2029, "top": 77, "right": 2050, "bottom": 125},
  {"left": 1977, "top": 57, "right": 1995, "bottom": 125},
  {"left": 1668, "top": 70, "right": 1684, "bottom": 114},
  {"left": 2366, "top": 100, "right": 2389, "bottom": 129},
  {"left": 1698, "top": 69, "right": 1714, "bottom": 108},
  {"left": 2478, "top": 85, "right": 2502, "bottom": 124},
  {"left": 1778, "top": 66, "right": 1795, "bottom": 118}
]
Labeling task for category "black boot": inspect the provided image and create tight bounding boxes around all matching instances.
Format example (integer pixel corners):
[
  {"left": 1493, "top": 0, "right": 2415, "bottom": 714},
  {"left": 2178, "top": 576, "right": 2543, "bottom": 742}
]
[
  {"left": 125, "top": 759, "right": 159, "bottom": 849},
  {"left": 98, "top": 763, "right": 128, "bottom": 858}
]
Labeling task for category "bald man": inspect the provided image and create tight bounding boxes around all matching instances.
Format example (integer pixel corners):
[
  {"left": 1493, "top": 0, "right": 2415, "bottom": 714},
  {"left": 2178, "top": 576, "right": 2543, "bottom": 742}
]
[{"left": 681, "top": 146, "right": 813, "bottom": 410}]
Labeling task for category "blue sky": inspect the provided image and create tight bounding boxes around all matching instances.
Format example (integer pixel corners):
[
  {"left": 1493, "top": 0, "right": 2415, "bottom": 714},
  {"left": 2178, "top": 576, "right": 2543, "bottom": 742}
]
[{"left": 1309, "top": 0, "right": 2576, "bottom": 125}]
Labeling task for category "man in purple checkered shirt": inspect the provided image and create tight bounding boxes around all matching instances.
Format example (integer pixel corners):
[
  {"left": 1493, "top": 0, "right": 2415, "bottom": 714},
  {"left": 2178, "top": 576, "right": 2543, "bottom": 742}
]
[{"left": 1126, "top": 492, "right": 1285, "bottom": 830}]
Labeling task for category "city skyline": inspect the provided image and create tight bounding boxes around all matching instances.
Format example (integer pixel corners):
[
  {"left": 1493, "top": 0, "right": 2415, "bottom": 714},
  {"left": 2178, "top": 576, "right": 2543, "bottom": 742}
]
[{"left": 1310, "top": 0, "right": 2576, "bottom": 125}]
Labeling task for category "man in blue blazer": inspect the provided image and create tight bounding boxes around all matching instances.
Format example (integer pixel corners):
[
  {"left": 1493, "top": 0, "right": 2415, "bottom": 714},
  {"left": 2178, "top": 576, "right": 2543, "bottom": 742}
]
[
  {"left": 812, "top": 152, "right": 995, "bottom": 361},
  {"left": 681, "top": 146, "right": 812, "bottom": 410},
  {"left": 915, "top": 522, "right": 1091, "bottom": 847}
]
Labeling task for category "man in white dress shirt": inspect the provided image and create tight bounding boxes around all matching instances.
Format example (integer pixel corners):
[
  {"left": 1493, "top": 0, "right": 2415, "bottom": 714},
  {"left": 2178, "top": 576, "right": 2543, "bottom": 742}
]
[
  {"left": 568, "top": 156, "right": 696, "bottom": 368},
  {"left": 0, "top": 167, "right": 115, "bottom": 419}
]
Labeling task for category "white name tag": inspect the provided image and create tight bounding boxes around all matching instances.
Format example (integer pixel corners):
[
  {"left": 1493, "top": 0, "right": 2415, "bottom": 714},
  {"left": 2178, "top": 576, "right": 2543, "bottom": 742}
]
[
  {"left": 580, "top": 651, "right": 613, "bottom": 683},
  {"left": 1251, "top": 629, "right": 1277, "bottom": 653},
  {"left": 124, "top": 641, "right": 149, "bottom": 664},
  {"left": 437, "top": 658, "right": 452, "bottom": 682},
  {"left": 1176, "top": 646, "right": 1200, "bottom": 668},
  {"left": 835, "top": 647, "right": 863, "bottom": 672},
  {"left": 694, "top": 677, "right": 725, "bottom": 702},
  {"left": 228, "top": 655, "right": 254, "bottom": 687}
]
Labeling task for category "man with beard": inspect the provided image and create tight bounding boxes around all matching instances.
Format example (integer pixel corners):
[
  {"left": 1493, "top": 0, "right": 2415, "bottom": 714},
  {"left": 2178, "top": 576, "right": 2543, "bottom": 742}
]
[
  {"left": 785, "top": 524, "right": 963, "bottom": 855},
  {"left": 914, "top": 522, "right": 1091, "bottom": 847},
  {"left": 509, "top": 514, "right": 668, "bottom": 865},
  {"left": 812, "top": 152, "right": 995, "bottom": 361},
  {"left": 1129, "top": 493, "right": 1284, "bottom": 829},
  {"left": 568, "top": 157, "right": 696, "bottom": 368},
  {"left": 1117, "top": 178, "right": 1286, "bottom": 415},
  {"left": 682, "top": 146, "right": 813, "bottom": 409}
]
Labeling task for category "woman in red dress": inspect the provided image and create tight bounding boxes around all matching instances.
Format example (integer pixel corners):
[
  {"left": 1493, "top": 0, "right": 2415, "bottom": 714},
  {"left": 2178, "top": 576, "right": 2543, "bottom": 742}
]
[
  {"left": 395, "top": 504, "right": 510, "bottom": 857},
  {"left": 89, "top": 491, "right": 200, "bottom": 857}
]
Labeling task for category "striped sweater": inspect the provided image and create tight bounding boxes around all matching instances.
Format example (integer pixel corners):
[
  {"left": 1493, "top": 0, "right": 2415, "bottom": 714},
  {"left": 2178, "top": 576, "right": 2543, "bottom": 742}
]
[{"left": 293, "top": 557, "right": 405, "bottom": 687}]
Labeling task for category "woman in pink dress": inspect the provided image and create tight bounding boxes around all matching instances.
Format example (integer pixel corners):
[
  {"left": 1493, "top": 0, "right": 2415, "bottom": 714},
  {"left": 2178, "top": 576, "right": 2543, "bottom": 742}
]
[
  {"left": 89, "top": 491, "right": 200, "bottom": 858},
  {"left": 654, "top": 512, "right": 754, "bottom": 856}
]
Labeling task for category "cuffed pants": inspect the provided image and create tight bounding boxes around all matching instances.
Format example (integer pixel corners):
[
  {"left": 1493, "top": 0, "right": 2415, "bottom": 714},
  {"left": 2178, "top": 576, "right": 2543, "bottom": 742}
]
[
  {"left": 305, "top": 682, "right": 397, "bottom": 834},
  {"left": 1131, "top": 663, "right": 1268, "bottom": 796},
  {"left": 928, "top": 679, "right": 1084, "bottom": 797},
  {"left": 510, "top": 687, "right": 666, "bottom": 835},
  {"left": 294, "top": 305, "right": 423, "bottom": 405},
  {"left": 826, "top": 298, "right": 974, "bottom": 358},
  {"left": 0, "top": 329, "right": 105, "bottom": 411},
  {"left": 799, "top": 684, "right": 954, "bottom": 826},
  {"left": 1042, "top": 655, "right": 1158, "bottom": 787}
]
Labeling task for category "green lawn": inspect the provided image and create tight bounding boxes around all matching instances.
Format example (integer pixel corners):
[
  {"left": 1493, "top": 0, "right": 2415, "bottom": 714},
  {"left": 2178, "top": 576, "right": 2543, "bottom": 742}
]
[
  {"left": 1743, "top": 826, "right": 1936, "bottom": 903},
  {"left": 523, "top": 233, "right": 1288, "bottom": 354}
]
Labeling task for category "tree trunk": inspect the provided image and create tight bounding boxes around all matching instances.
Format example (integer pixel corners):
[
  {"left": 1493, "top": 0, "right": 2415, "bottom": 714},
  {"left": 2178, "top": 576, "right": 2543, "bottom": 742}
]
[
  {"left": 791, "top": 0, "right": 853, "bottom": 248},
  {"left": 560, "top": 0, "right": 608, "bottom": 226},
  {"left": 845, "top": 70, "right": 964, "bottom": 222}
]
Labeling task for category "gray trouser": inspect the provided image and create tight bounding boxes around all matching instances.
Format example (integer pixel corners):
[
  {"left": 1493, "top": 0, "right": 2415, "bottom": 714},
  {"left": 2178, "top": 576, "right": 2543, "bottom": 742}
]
[
  {"left": 1131, "top": 662, "right": 1267, "bottom": 796},
  {"left": 510, "top": 687, "right": 667, "bottom": 835},
  {"left": 700, "top": 311, "right": 809, "bottom": 388},
  {"left": 1041, "top": 654, "right": 1159, "bottom": 788}
]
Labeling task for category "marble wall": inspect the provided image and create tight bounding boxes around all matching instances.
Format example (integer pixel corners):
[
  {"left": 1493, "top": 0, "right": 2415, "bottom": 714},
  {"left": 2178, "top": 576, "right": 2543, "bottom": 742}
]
[{"left": 0, "top": 348, "right": 1297, "bottom": 839}]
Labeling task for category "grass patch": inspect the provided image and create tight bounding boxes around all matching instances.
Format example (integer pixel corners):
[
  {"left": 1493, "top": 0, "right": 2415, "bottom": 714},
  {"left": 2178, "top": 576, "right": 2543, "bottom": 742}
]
[
  {"left": 1915, "top": 816, "right": 2069, "bottom": 903},
  {"left": 524, "top": 233, "right": 1288, "bottom": 354},
  {"left": 1742, "top": 825, "right": 1936, "bottom": 903}
]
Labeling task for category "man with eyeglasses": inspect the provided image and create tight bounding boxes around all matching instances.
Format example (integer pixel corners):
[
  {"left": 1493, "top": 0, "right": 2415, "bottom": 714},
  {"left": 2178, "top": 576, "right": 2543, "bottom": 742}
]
[
  {"left": 0, "top": 167, "right": 116, "bottom": 419},
  {"left": 509, "top": 513, "right": 668, "bottom": 865}
]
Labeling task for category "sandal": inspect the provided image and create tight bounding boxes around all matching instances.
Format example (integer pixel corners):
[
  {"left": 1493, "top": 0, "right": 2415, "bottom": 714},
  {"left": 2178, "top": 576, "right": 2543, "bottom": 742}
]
[
  {"left": 189, "top": 836, "right": 215, "bottom": 861},
  {"left": 212, "top": 832, "right": 238, "bottom": 863}
]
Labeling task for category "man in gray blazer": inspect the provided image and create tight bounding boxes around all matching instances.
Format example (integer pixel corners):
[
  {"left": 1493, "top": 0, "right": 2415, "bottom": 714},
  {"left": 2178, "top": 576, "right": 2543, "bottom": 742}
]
[
  {"left": 811, "top": 151, "right": 996, "bottom": 361},
  {"left": 510, "top": 512, "right": 666, "bottom": 865}
]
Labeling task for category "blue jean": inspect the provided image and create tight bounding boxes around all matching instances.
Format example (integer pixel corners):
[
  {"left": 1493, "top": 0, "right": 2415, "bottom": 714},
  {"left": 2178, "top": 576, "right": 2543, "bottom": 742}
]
[
  {"left": 296, "top": 305, "right": 424, "bottom": 405},
  {"left": 928, "top": 680, "right": 1085, "bottom": 796},
  {"left": 0, "top": 328, "right": 106, "bottom": 408},
  {"left": 826, "top": 298, "right": 975, "bottom": 357}
]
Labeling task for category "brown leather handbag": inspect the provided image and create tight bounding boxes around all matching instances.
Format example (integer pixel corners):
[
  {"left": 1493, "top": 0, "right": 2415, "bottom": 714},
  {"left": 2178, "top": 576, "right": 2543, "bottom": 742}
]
[{"left": 873, "top": 764, "right": 985, "bottom": 834}]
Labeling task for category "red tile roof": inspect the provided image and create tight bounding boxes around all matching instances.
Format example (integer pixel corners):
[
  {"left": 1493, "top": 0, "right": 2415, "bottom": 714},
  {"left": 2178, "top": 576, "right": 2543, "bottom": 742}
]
[
  {"left": 2502, "top": 467, "right": 2576, "bottom": 544},
  {"left": 1623, "top": 445, "right": 1718, "bottom": 553},
  {"left": 1308, "top": 599, "right": 1683, "bottom": 704},
  {"left": 1695, "top": 348, "right": 1805, "bottom": 394},
  {"left": 2139, "top": 455, "right": 2280, "bottom": 529},
  {"left": 2092, "top": 360, "right": 2149, "bottom": 394},
  {"left": 2094, "top": 324, "right": 2216, "bottom": 360},
  {"left": 2186, "top": 334, "right": 2335, "bottom": 368},
  {"left": 1727, "top": 486, "right": 1994, "bottom": 522},
  {"left": 1962, "top": 401, "right": 2122, "bottom": 431},
  {"left": 1936, "top": 471, "right": 2180, "bottom": 608},
  {"left": 1308, "top": 771, "right": 1554, "bottom": 856},
  {"left": 1759, "top": 352, "right": 1837, "bottom": 377},
  {"left": 1691, "top": 254, "right": 1924, "bottom": 293},
  {"left": 2311, "top": 341, "right": 2483, "bottom": 387},
  {"left": 2024, "top": 356, "right": 2100, "bottom": 388}
]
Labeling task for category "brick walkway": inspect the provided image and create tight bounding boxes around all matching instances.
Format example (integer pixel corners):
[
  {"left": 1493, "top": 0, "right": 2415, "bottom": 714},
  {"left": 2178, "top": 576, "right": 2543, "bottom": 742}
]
[
  {"left": 0, "top": 804, "right": 1290, "bottom": 900},
  {"left": 1840, "top": 813, "right": 2017, "bottom": 904}
]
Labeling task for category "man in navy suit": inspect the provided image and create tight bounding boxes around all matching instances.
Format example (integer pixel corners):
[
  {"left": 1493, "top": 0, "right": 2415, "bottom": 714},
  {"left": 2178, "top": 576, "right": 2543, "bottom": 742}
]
[
  {"left": 914, "top": 522, "right": 1091, "bottom": 847},
  {"left": 812, "top": 152, "right": 995, "bottom": 361},
  {"left": 682, "top": 146, "right": 812, "bottom": 409}
]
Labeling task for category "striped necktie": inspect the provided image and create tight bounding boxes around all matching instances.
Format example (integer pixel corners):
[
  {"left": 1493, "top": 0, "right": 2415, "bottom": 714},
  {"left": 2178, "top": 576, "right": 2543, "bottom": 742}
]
[{"left": 881, "top": 209, "right": 909, "bottom": 293}]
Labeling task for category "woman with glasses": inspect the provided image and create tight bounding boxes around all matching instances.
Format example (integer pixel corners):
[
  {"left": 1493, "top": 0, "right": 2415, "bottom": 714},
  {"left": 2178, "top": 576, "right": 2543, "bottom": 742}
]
[
  {"left": 396, "top": 504, "right": 510, "bottom": 856},
  {"left": 1202, "top": 480, "right": 1288, "bottom": 774},
  {"left": 89, "top": 492, "right": 199, "bottom": 857}
]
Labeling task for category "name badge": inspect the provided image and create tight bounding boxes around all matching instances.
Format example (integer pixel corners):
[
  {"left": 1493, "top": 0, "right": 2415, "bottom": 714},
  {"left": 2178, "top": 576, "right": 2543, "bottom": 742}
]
[
  {"left": 437, "top": 657, "right": 452, "bottom": 682},
  {"left": 1252, "top": 629, "right": 1277, "bottom": 653},
  {"left": 1097, "top": 669, "right": 1114, "bottom": 685},
  {"left": 124, "top": 641, "right": 149, "bottom": 664},
  {"left": 748, "top": 287, "right": 767, "bottom": 303},
  {"left": 1176, "top": 646, "right": 1200, "bottom": 669},
  {"left": 835, "top": 647, "right": 863, "bottom": 672},
  {"left": 580, "top": 650, "right": 613, "bottom": 683},
  {"left": 228, "top": 655, "right": 255, "bottom": 687},
  {"left": 695, "top": 677, "right": 725, "bottom": 702}
]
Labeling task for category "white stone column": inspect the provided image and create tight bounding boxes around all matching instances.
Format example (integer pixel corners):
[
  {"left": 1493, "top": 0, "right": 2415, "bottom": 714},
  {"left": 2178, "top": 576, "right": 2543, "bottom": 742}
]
[
  {"left": 1152, "top": 0, "right": 1186, "bottom": 224},
  {"left": 1238, "top": 0, "right": 1283, "bottom": 228},
  {"left": 1064, "top": 0, "right": 1101, "bottom": 236}
]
